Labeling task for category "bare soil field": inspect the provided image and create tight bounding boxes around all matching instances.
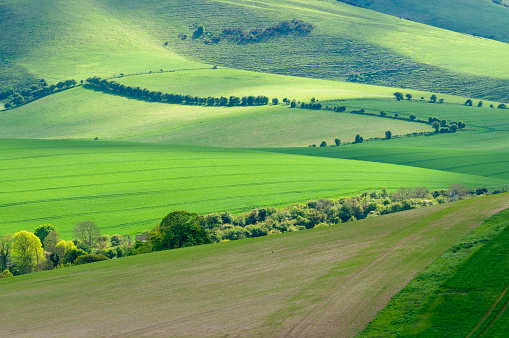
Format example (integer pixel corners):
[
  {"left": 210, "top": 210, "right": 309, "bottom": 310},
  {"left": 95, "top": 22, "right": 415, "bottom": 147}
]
[{"left": 1, "top": 194, "right": 508, "bottom": 337}]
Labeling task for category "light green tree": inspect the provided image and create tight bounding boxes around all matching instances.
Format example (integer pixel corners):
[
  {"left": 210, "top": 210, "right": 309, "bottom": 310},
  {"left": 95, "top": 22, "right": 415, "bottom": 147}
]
[
  {"left": 11, "top": 231, "right": 46, "bottom": 273},
  {"left": 54, "top": 240, "right": 77, "bottom": 261}
]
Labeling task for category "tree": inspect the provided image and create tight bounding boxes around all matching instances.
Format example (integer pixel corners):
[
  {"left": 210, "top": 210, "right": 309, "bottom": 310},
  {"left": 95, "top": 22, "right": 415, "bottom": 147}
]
[
  {"left": 478, "top": 101, "right": 483, "bottom": 107},
  {"left": 405, "top": 93, "right": 412, "bottom": 100},
  {"left": 430, "top": 94, "right": 437, "bottom": 103},
  {"left": 355, "top": 134, "right": 364, "bottom": 143},
  {"left": 34, "top": 224, "right": 56, "bottom": 247},
  {"left": 290, "top": 99, "right": 297, "bottom": 108},
  {"left": 272, "top": 97, "right": 279, "bottom": 105},
  {"left": 110, "top": 234, "right": 124, "bottom": 247},
  {"left": 319, "top": 141, "right": 327, "bottom": 147},
  {"left": 150, "top": 211, "right": 211, "bottom": 251},
  {"left": 409, "top": 114, "right": 416, "bottom": 120},
  {"left": 11, "top": 231, "right": 45, "bottom": 273},
  {"left": 465, "top": 99, "right": 473, "bottom": 106},
  {"left": 0, "top": 234, "right": 12, "bottom": 271},
  {"left": 334, "top": 138, "right": 341, "bottom": 146},
  {"left": 74, "top": 221, "right": 100, "bottom": 248},
  {"left": 385, "top": 131, "right": 392, "bottom": 139},
  {"left": 432, "top": 121, "right": 440, "bottom": 133},
  {"left": 393, "top": 92, "right": 404, "bottom": 101},
  {"left": 498, "top": 103, "right": 508, "bottom": 109},
  {"left": 43, "top": 230, "right": 61, "bottom": 253},
  {"left": 450, "top": 124, "right": 458, "bottom": 132}
]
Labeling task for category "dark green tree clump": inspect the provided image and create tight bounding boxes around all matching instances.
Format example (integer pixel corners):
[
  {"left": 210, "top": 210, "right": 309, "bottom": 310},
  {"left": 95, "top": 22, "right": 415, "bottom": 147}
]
[
  {"left": 385, "top": 131, "right": 392, "bottom": 139},
  {"left": 393, "top": 92, "right": 404, "bottom": 101},
  {"left": 219, "top": 19, "right": 314, "bottom": 44},
  {"left": 149, "top": 211, "right": 211, "bottom": 251}
]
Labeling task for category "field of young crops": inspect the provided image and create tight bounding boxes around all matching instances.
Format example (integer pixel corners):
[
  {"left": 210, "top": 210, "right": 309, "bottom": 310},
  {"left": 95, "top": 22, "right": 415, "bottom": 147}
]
[
  {"left": 2, "top": 194, "right": 508, "bottom": 337},
  {"left": 362, "top": 207, "right": 509, "bottom": 337},
  {"left": 268, "top": 145, "right": 509, "bottom": 181},
  {"left": 1, "top": 138, "right": 505, "bottom": 239}
]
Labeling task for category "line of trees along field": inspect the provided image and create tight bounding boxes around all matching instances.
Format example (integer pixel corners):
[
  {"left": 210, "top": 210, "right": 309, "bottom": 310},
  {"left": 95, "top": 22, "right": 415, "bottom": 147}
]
[
  {"left": 1, "top": 79, "right": 78, "bottom": 109},
  {"left": 85, "top": 77, "right": 270, "bottom": 107},
  {"left": 2, "top": 185, "right": 503, "bottom": 279}
]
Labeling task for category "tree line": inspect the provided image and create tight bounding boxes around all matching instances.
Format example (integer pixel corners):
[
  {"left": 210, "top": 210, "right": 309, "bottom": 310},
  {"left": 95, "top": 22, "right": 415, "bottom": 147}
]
[
  {"left": 3, "top": 184, "right": 501, "bottom": 279},
  {"left": 2, "top": 79, "right": 78, "bottom": 109},
  {"left": 85, "top": 77, "right": 271, "bottom": 107}
]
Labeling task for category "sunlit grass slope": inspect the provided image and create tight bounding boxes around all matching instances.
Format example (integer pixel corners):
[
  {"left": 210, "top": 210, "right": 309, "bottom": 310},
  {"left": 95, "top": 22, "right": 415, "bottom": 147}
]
[
  {"left": 0, "top": 86, "right": 433, "bottom": 146},
  {"left": 340, "top": 0, "right": 509, "bottom": 43},
  {"left": 114, "top": 69, "right": 486, "bottom": 104},
  {"left": 0, "top": 139, "right": 504, "bottom": 239},
  {"left": 2, "top": 0, "right": 509, "bottom": 100},
  {"left": 104, "top": 0, "right": 509, "bottom": 100},
  {"left": 0, "top": 0, "right": 202, "bottom": 89},
  {"left": 2, "top": 194, "right": 509, "bottom": 337}
]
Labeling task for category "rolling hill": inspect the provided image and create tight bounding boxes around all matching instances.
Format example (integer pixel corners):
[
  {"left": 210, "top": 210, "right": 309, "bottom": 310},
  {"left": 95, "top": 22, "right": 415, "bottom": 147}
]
[
  {"left": 2, "top": 194, "right": 509, "bottom": 337},
  {"left": 1, "top": 0, "right": 509, "bottom": 101}
]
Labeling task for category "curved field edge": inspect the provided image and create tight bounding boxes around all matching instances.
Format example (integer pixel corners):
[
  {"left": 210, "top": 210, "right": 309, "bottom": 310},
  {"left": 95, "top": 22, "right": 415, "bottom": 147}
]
[
  {"left": 1, "top": 194, "right": 509, "bottom": 337},
  {"left": 360, "top": 205, "right": 509, "bottom": 337},
  {"left": 1, "top": 139, "right": 505, "bottom": 239},
  {"left": 0, "top": 86, "right": 433, "bottom": 147}
]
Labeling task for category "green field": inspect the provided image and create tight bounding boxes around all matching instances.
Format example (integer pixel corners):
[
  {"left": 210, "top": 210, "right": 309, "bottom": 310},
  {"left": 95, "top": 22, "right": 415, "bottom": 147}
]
[
  {"left": 264, "top": 97, "right": 509, "bottom": 180},
  {"left": 3, "top": 139, "right": 504, "bottom": 239},
  {"left": 1, "top": 194, "right": 508, "bottom": 337},
  {"left": 339, "top": 0, "right": 509, "bottom": 43},
  {"left": 362, "top": 207, "right": 509, "bottom": 337},
  {"left": 0, "top": 85, "right": 437, "bottom": 146}
]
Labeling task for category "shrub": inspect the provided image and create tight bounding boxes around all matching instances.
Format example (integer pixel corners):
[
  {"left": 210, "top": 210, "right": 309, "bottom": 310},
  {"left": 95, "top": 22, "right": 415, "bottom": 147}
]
[
  {"left": 63, "top": 248, "right": 87, "bottom": 264},
  {"left": 319, "top": 141, "right": 327, "bottom": 147},
  {"left": 334, "top": 138, "right": 341, "bottom": 146},
  {"left": 75, "top": 254, "right": 109, "bottom": 265},
  {"left": 0, "top": 269, "right": 13, "bottom": 278},
  {"left": 497, "top": 103, "right": 508, "bottom": 109}
]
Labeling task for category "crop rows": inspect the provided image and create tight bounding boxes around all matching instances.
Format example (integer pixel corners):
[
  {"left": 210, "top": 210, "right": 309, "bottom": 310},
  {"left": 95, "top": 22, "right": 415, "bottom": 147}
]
[
  {"left": 1, "top": 139, "right": 504, "bottom": 239},
  {"left": 361, "top": 207, "right": 509, "bottom": 337}
]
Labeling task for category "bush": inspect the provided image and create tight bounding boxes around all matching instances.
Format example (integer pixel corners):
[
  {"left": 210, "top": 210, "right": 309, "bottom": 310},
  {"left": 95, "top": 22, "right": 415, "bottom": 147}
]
[
  {"left": 319, "top": 141, "right": 327, "bottom": 147},
  {"left": 63, "top": 248, "right": 87, "bottom": 264},
  {"left": 334, "top": 138, "right": 341, "bottom": 146},
  {"left": 497, "top": 103, "right": 508, "bottom": 109},
  {"left": 75, "top": 254, "right": 109, "bottom": 265},
  {"left": 0, "top": 269, "right": 13, "bottom": 278}
]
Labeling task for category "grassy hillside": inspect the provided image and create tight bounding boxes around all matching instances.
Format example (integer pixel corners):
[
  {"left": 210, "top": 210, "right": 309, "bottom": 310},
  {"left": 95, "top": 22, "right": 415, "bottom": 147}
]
[
  {"left": 265, "top": 97, "right": 509, "bottom": 180},
  {"left": 1, "top": 139, "right": 505, "bottom": 239},
  {"left": 2, "top": 0, "right": 509, "bottom": 101},
  {"left": 109, "top": 0, "right": 509, "bottom": 100},
  {"left": 0, "top": 80, "right": 441, "bottom": 146},
  {"left": 362, "top": 207, "right": 509, "bottom": 337},
  {"left": 1, "top": 194, "right": 508, "bottom": 337},
  {"left": 338, "top": 0, "right": 509, "bottom": 43},
  {"left": 0, "top": 0, "right": 202, "bottom": 89}
]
